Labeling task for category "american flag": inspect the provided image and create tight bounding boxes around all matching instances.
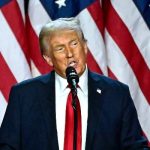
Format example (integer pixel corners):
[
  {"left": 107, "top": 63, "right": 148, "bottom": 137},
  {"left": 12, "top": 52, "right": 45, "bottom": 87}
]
[{"left": 0, "top": 0, "right": 150, "bottom": 143}]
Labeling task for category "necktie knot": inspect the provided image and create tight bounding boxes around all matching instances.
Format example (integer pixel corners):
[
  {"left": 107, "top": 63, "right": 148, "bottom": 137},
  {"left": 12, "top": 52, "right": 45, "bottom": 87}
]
[{"left": 67, "top": 85, "right": 80, "bottom": 110}]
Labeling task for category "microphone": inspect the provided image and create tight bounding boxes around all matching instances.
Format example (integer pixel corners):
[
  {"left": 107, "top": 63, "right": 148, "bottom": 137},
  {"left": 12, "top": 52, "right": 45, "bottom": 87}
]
[{"left": 65, "top": 66, "right": 79, "bottom": 89}]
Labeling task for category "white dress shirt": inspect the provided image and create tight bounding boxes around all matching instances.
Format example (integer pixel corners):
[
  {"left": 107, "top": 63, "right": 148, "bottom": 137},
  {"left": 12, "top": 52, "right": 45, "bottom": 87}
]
[{"left": 55, "top": 67, "right": 88, "bottom": 150}]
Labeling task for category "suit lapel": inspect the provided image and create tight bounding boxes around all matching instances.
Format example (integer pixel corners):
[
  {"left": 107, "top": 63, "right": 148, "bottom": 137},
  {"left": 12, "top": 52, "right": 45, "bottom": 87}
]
[
  {"left": 85, "top": 71, "right": 105, "bottom": 150},
  {"left": 39, "top": 71, "right": 59, "bottom": 150}
]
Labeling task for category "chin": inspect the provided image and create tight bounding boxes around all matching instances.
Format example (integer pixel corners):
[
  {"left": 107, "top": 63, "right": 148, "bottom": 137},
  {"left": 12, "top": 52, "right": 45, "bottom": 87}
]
[{"left": 77, "top": 69, "right": 85, "bottom": 77}]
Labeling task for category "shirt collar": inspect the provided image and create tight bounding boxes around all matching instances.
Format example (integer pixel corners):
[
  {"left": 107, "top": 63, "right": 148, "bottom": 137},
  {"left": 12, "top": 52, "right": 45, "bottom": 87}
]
[
  {"left": 55, "top": 66, "right": 88, "bottom": 96},
  {"left": 78, "top": 66, "right": 88, "bottom": 96},
  {"left": 55, "top": 72, "right": 68, "bottom": 94}
]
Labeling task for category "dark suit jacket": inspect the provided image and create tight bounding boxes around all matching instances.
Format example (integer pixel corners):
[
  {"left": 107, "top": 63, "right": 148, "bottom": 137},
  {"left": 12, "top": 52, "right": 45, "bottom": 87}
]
[{"left": 0, "top": 70, "right": 149, "bottom": 150}]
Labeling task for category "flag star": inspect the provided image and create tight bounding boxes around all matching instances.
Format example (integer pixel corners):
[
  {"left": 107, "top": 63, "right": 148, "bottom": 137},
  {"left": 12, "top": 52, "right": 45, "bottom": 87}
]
[{"left": 55, "top": 0, "right": 66, "bottom": 9}]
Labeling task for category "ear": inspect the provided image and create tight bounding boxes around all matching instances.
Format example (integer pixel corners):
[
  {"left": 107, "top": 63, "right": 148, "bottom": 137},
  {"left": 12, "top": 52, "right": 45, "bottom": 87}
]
[
  {"left": 43, "top": 55, "right": 53, "bottom": 66},
  {"left": 84, "top": 41, "right": 88, "bottom": 54}
]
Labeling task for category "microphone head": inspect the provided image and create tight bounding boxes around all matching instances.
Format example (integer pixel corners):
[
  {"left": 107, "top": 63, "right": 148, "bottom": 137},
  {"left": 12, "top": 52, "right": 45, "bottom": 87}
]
[{"left": 65, "top": 66, "right": 79, "bottom": 85}]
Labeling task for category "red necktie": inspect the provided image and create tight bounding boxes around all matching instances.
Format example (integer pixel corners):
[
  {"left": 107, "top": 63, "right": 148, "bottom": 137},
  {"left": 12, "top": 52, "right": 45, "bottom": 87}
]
[{"left": 64, "top": 89, "right": 82, "bottom": 150}]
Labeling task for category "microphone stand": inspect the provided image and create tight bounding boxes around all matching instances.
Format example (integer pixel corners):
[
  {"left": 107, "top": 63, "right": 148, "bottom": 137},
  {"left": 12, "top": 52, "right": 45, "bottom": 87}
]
[{"left": 70, "top": 80, "right": 78, "bottom": 150}]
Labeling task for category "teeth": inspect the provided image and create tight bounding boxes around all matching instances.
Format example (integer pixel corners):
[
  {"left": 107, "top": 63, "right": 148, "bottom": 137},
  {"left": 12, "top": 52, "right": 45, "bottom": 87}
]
[{"left": 68, "top": 61, "right": 76, "bottom": 67}]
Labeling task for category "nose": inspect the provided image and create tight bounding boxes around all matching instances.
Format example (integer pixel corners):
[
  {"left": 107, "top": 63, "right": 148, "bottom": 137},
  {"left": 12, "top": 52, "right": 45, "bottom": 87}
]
[{"left": 66, "top": 46, "right": 73, "bottom": 58}]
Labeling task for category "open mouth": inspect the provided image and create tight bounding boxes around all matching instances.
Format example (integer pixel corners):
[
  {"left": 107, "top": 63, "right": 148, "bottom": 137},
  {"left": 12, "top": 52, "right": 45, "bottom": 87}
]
[{"left": 68, "top": 61, "right": 77, "bottom": 68}]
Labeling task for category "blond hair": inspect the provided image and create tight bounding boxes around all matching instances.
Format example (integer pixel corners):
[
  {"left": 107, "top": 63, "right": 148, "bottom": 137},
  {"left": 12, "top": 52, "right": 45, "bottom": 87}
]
[{"left": 39, "top": 17, "right": 86, "bottom": 55}]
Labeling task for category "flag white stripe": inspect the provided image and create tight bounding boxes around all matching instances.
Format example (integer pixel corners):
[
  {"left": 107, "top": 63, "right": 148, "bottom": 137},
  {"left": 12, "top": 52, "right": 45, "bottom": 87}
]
[
  {"left": 105, "top": 30, "right": 150, "bottom": 140},
  {"left": 99, "top": 0, "right": 102, "bottom": 5},
  {"left": 78, "top": 9, "right": 108, "bottom": 75},
  {"left": 0, "top": 91, "right": 7, "bottom": 126},
  {"left": 16, "top": 0, "right": 25, "bottom": 22},
  {"left": 28, "top": 0, "right": 50, "bottom": 77},
  {"left": 31, "top": 60, "right": 41, "bottom": 77},
  {"left": 28, "top": 0, "right": 51, "bottom": 36},
  {"left": 111, "top": 0, "right": 150, "bottom": 69},
  {"left": 0, "top": 11, "right": 31, "bottom": 82}
]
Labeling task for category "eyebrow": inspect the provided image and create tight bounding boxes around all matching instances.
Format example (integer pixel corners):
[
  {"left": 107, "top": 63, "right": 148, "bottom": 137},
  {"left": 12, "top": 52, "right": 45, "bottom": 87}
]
[
  {"left": 53, "top": 44, "right": 64, "bottom": 48},
  {"left": 69, "top": 38, "right": 78, "bottom": 43},
  {"left": 53, "top": 38, "right": 78, "bottom": 47}
]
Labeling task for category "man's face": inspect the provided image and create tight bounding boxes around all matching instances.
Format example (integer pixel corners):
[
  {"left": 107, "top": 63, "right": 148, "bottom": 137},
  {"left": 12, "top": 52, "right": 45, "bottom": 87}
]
[{"left": 44, "top": 29, "right": 88, "bottom": 78}]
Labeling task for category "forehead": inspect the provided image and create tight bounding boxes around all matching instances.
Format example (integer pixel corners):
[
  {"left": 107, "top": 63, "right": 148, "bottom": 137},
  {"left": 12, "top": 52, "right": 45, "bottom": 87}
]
[
  {"left": 49, "top": 29, "right": 81, "bottom": 46},
  {"left": 50, "top": 29, "right": 80, "bottom": 41}
]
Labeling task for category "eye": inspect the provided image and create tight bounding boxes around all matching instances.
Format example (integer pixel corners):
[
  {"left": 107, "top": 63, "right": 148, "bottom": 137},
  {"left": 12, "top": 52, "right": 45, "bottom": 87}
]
[
  {"left": 55, "top": 46, "right": 64, "bottom": 51},
  {"left": 71, "top": 40, "right": 78, "bottom": 48}
]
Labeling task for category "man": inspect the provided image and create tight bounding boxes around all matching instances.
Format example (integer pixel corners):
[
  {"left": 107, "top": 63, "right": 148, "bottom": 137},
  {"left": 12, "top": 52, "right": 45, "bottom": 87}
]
[{"left": 0, "top": 18, "right": 149, "bottom": 150}]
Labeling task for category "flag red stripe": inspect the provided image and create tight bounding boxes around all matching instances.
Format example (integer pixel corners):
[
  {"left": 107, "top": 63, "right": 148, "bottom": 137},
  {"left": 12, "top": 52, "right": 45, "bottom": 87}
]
[
  {"left": 87, "top": 0, "right": 104, "bottom": 36},
  {"left": 103, "top": 0, "right": 150, "bottom": 103},
  {"left": 143, "top": 132, "right": 150, "bottom": 146},
  {"left": 1, "top": 0, "right": 30, "bottom": 64},
  {"left": 108, "top": 68, "right": 117, "bottom": 80},
  {"left": 0, "top": 53, "right": 17, "bottom": 101},
  {"left": 87, "top": 50, "right": 103, "bottom": 74},
  {"left": 26, "top": 15, "right": 52, "bottom": 74}
]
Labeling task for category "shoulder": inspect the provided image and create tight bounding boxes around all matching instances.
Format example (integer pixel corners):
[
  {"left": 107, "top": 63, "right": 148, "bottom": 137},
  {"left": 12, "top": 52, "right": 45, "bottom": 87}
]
[
  {"left": 88, "top": 70, "right": 130, "bottom": 94},
  {"left": 11, "top": 71, "right": 54, "bottom": 93},
  {"left": 88, "top": 71, "right": 134, "bottom": 113},
  {"left": 8, "top": 71, "right": 55, "bottom": 105}
]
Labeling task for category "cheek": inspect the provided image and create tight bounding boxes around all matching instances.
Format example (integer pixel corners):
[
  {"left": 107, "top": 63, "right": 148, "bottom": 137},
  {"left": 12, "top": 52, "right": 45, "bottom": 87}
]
[
  {"left": 53, "top": 52, "right": 65, "bottom": 61},
  {"left": 52, "top": 54, "right": 67, "bottom": 67},
  {"left": 80, "top": 50, "right": 87, "bottom": 61}
]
